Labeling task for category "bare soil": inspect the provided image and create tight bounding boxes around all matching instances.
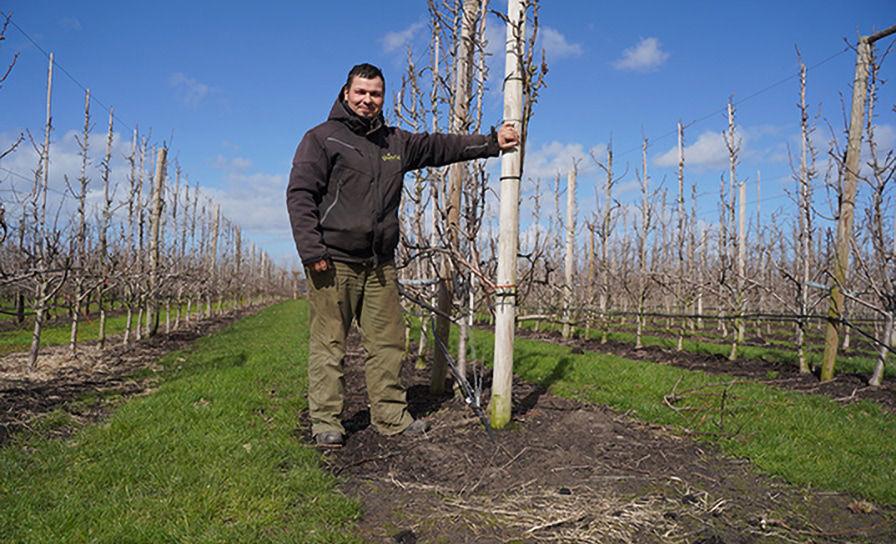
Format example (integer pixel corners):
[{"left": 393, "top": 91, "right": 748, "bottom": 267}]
[
  {"left": 301, "top": 331, "right": 896, "bottom": 543},
  {"left": 516, "top": 328, "right": 896, "bottom": 414},
  {"left": 0, "top": 306, "right": 262, "bottom": 444},
  {"left": 588, "top": 320, "right": 879, "bottom": 358}
]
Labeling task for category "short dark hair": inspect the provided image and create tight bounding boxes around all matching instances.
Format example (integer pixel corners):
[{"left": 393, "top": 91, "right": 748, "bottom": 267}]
[{"left": 344, "top": 63, "right": 385, "bottom": 93}]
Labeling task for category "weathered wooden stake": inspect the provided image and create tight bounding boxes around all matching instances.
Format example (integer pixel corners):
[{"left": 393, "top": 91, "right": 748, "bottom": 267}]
[
  {"left": 70, "top": 88, "right": 90, "bottom": 354},
  {"left": 676, "top": 121, "right": 686, "bottom": 351},
  {"left": 27, "top": 52, "right": 54, "bottom": 371},
  {"left": 490, "top": 0, "right": 524, "bottom": 429},
  {"left": 147, "top": 147, "right": 167, "bottom": 336},
  {"left": 819, "top": 30, "right": 894, "bottom": 381}
]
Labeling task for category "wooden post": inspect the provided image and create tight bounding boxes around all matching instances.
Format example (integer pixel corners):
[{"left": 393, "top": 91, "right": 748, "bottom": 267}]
[
  {"left": 98, "top": 108, "right": 114, "bottom": 349},
  {"left": 737, "top": 179, "right": 746, "bottom": 333},
  {"left": 818, "top": 25, "right": 896, "bottom": 380},
  {"left": 599, "top": 143, "right": 614, "bottom": 344},
  {"left": 724, "top": 98, "right": 739, "bottom": 358},
  {"left": 207, "top": 204, "right": 220, "bottom": 318},
  {"left": 586, "top": 222, "right": 595, "bottom": 331},
  {"left": 27, "top": 51, "right": 54, "bottom": 371},
  {"left": 797, "top": 58, "right": 812, "bottom": 373},
  {"left": 135, "top": 140, "right": 147, "bottom": 341},
  {"left": 562, "top": 164, "right": 576, "bottom": 339},
  {"left": 123, "top": 129, "right": 138, "bottom": 345},
  {"left": 690, "top": 184, "right": 702, "bottom": 330},
  {"left": 70, "top": 88, "right": 90, "bottom": 354},
  {"left": 147, "top": 147, "right": 167, "bottom": 336},
  {"left": 676, "top": 121, "right": 686, "bottom": 351},
  {"left": 490, "top": 0, "right": 524, "bottom": 430},
  {"left": 821, "top": 37, "right": 873, "bottom": 382},
  {"left": 235, "top": 226, "right": 242, "bottom": 307}
]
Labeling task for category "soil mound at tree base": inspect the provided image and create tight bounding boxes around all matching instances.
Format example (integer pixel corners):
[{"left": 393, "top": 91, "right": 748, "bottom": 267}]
[{"left": 302, "top": 330, "right": 895, "bottom": 543}]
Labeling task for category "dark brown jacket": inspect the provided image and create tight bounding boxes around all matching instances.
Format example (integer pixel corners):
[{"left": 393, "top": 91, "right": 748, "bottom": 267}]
[{"left": 287, "top": 97, "right": 500, "bottom": 265}]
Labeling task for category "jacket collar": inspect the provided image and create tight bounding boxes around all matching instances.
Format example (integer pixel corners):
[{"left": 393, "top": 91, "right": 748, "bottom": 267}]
[{"left": 328, "top": 94, "right": 384, "bottom": 136}]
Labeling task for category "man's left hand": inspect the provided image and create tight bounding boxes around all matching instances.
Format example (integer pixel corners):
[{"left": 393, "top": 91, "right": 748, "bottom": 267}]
[{"left": 497, "top": 122, "right": 520, "bottom": 151}]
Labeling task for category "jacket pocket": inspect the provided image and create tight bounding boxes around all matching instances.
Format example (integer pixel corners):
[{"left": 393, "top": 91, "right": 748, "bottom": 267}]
[{"left": 320, "top": 164, "right": 375, "bottom": 254}]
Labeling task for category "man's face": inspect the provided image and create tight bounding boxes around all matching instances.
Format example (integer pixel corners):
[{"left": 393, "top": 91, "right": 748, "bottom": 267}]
[{"left": 343, "top": 76, "right": 384, "bottom": 119}]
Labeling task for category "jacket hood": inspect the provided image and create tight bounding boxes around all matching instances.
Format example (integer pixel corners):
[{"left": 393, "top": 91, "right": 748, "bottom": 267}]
[{"left": 328, "top": 93, "right": 384, "bottom": 136}]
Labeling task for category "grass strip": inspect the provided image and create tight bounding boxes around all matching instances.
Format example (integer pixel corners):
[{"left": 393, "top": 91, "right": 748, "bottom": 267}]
[
  {"left": 518, "top": 320, "right": 893, "bottom": 379},
  {"left": 0, "top": 300, "right": 243, "bottom": 357},
  {"left": 0, "top": 299, "right": 360, "bottom": 543},
  {"left": 471, "top": 327, "right": 896, "bottom": 505}
]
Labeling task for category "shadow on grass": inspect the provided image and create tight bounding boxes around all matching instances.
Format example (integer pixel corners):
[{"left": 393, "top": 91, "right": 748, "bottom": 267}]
[
  {"left": 513, "top": 356, "right": 574, "bottom": 417},
  {"left": 169, "top": 352, "right": 247, "bottom": 381}
]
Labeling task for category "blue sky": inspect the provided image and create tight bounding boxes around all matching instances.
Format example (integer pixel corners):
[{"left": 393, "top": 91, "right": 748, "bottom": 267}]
[{"left": 1, "top": 1, "right": 894, "bottom": 266}]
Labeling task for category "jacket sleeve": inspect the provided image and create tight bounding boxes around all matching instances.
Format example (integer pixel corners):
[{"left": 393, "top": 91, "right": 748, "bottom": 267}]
[
  {"left": 286, "top": 131, "right": 331, "bottom": 265},
  {"left": 400, "top": 128, "right": 501, "bottom": 172}
]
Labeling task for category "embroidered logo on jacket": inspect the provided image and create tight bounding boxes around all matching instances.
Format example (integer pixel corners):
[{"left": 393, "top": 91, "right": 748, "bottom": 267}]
[{"left": 381, "top": 153, "right": 401, "bottom": 161}]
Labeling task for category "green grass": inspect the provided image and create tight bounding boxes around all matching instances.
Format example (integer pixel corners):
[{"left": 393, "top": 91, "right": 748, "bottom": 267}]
[
  {"left": 470, "top": 327, "right": 896, "bottom": 505},
  {"left": 588, "top": 319, "right": 878, "bottom": 357},
  {"left": 0, "top": 300, "right": 243, "bottom": 357},
  {"left": 519, "top": 319, "right": 894, "bottom": 379},
  {"left": 0, "top": 300, "right": 360, "bottom": 543}
]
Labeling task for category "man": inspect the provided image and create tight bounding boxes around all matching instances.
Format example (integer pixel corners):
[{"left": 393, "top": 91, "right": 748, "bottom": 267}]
[{"left": 287, "top": 63, "right": 518, "bottom": 447}]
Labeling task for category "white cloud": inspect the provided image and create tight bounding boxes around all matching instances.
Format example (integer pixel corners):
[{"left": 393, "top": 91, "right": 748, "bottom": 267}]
[
  {"left": 616, "top": 179, "right": 640, "bottom": 196},
  {"left": 382, "top": 21, "right": 425, "bottom": 53},
  {"left": 524, "top": 141, "right": 593, "bottom": 180},
  {"left": 612, "top": 37, "right": 669, "bottom": 72},
  {"left": 655, "top": 130, "right": 735, "bottom": 170},
  {"left": 0, "top": 129, "right": 296, "bottom": 264},
  {"left": 484, "top": 17, "right": 506, "bottom": 64},
  {"left": 208, "top": 156, "right": 289, "bottom": 237},
  {"left": 169, "top": 72, "right": 210, "bottom": 107},
  {"left": 869, "top": 123, "right": 895, "bottom": 157},
  {"left": 0, "top": 128, "right": 152, "bottom": 232},
  {"left": 540, "top": 27, "right": 583, "bottom": 60}
]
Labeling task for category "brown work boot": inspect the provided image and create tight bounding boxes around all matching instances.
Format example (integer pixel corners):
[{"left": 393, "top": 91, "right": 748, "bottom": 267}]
[
  {"left": 314, "top": 431, "right": 344, "bottom": 448},
  {"left": 402, "top": 419, "right": 430, "bottom": 436}
]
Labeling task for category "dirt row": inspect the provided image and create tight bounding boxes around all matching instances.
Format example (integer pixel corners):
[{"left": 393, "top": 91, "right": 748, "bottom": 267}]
[
  {"left": 305, "top": 331, "right": 895, "bottom": 543},
  {"left": 0, "top": 306, "right": 261, "bottom": 444}
]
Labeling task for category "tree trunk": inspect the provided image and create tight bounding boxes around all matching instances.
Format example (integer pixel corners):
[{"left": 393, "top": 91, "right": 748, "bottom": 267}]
[
  {"left": 15, "top": 291, "right": 25, "bottom": 324},
  {"left": 28, "top": 284, "right": 47, "bottom": 372},
  {"left": 635, "top": 138, "right": 650, "bottom": 350},
  {"left": 869, "top": 313, "right": 892, "bottom": 387},
  {"left": 676, "top": 121, "right": 686, "bottom": 351},
  {"left": 70, "top": 88, "right": 91, "bottom": 355},
  {"left": 562, "top": 166, "right": 576, "bottom": 339}
]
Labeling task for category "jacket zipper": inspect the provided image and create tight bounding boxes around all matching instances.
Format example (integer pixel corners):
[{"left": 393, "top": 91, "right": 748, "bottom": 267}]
[
  {"left": 326, "top": 136, "right": 363, "bottom": 155},
  {"left": 320, "top": 181, "right": 341, "bottom": 225},
  {"left": 364, "top": 138, "right": 383, "bottom": 266}
]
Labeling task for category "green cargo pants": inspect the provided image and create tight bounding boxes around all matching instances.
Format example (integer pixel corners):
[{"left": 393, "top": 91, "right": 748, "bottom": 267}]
[{"left": 305, "top": 260, "right": 413, "bottom": 437}]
